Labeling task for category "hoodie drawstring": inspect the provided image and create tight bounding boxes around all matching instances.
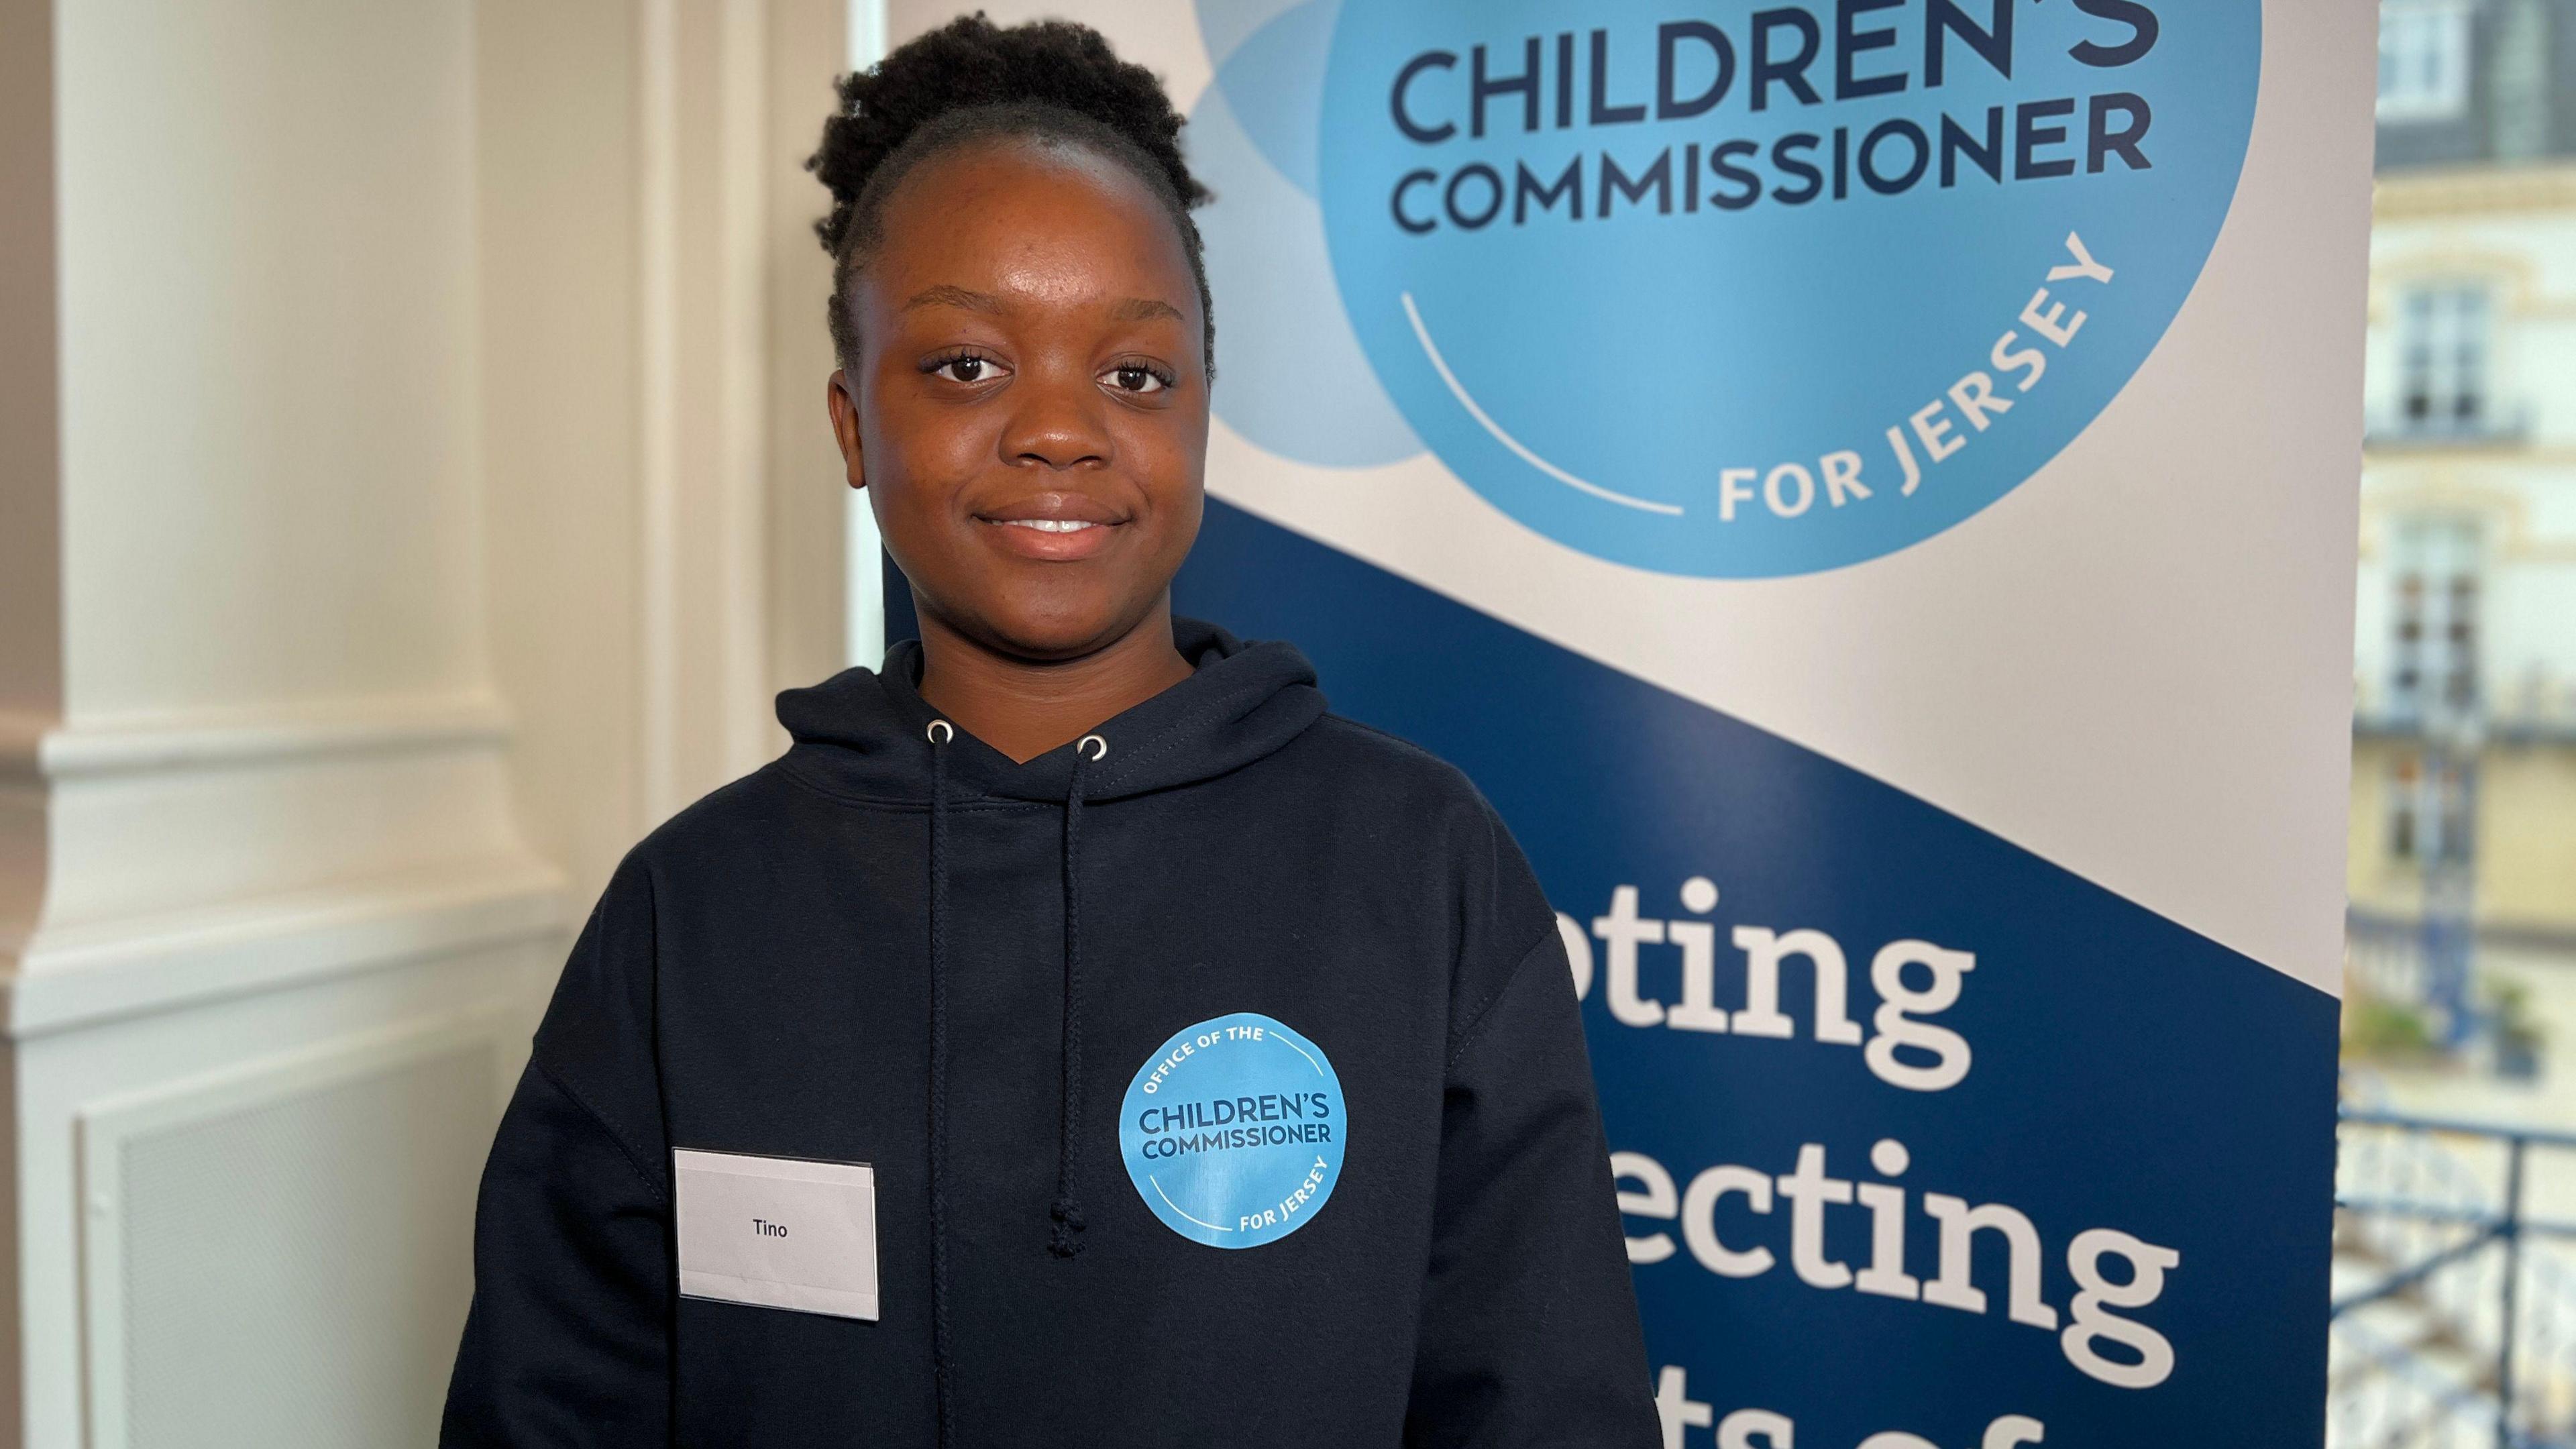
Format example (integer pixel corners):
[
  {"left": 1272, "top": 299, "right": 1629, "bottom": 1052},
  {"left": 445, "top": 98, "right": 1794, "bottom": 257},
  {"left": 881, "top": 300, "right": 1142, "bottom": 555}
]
[
  {"left": 924, "top": 718, "right": 957, "bottom": 1448},
  {"left": 1051, "top": 733, "right": 1104, "bottom": 1257}
]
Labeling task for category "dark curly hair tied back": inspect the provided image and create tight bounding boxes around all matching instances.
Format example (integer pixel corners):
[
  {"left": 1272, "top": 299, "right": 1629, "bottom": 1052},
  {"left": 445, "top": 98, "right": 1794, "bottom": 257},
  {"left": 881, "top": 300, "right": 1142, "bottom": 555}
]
[{"left": 807, "top": 14, "right": 1215, "bottom": 374}]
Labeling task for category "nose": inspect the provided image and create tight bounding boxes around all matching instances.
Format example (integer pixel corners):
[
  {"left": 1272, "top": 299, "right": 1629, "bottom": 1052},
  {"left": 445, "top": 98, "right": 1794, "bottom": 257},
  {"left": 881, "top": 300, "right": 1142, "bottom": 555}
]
[{"left": 1000, "top": 366, "right": 1112, "bottom": 471}]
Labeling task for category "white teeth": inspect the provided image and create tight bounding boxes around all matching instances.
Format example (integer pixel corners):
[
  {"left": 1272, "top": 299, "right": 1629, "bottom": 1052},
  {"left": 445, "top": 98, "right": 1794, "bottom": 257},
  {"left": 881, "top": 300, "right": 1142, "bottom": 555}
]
[{"left": 1002, "top": 518, "right": 1100, "bottom": 533}]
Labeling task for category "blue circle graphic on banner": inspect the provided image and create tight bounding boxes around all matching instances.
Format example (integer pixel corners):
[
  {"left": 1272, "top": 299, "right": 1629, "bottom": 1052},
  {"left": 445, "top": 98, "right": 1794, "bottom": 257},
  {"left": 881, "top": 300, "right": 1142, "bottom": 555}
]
[
  {"left": 1119, "top": 1012, "right": 1346, "bottom": 1248},
  {"left": 1309, "top": 3, "right": 2259, "bottom": 577}
]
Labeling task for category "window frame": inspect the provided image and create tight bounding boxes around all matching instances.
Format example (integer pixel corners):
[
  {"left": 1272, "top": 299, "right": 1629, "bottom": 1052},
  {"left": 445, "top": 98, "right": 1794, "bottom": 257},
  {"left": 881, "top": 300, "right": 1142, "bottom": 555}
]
[
  {"left": 2395, "top": 280, "right": 2499, "bottom": 433},
  {"left": 2378, "top": 0, "right": 2475, "bottom": 123}
]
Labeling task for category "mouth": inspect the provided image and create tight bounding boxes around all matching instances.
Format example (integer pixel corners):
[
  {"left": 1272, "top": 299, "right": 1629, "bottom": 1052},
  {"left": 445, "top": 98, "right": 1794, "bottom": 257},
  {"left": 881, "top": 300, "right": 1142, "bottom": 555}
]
[{"left": 975, "top": 492, "right": 1129, "bottom": 561}]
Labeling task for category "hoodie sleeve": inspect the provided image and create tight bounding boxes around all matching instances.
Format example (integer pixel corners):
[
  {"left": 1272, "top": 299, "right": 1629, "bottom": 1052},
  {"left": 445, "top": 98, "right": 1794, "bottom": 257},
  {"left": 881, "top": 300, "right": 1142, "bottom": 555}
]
[
  {"left": 1404, "top": 816, "right": 1662, "bottom": 1448},
  {"left": 442, "top": 859, "right": 674, "bottom": 1448}
]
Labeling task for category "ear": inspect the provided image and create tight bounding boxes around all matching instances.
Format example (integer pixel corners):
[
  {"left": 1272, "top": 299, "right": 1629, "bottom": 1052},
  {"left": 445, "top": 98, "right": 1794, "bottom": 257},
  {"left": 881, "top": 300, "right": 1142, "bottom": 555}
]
[{"left": 826, "top": 369, "right": 866, "bottom": 490}]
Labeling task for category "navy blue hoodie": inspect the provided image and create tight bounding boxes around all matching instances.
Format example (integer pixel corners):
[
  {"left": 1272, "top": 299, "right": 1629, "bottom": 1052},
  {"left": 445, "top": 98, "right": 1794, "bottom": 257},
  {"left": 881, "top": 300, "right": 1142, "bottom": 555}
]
[{"left": 440, "top": 619, "right": 1658, "bottom": 1447}]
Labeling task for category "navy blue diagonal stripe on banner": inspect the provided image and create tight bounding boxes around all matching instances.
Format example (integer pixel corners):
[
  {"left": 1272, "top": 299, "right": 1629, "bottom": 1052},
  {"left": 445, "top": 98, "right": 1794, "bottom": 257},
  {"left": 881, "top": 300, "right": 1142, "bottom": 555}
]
[{"left": 1175, "top": 498, "right": 2335, "bottom": 1446}]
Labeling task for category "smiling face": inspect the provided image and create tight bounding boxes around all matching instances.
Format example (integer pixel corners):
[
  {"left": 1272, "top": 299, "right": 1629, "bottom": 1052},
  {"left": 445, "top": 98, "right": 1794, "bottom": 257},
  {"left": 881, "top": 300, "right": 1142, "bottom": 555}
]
[{"left": 828, "top": 136, "right": 1209, "bottom": 664}]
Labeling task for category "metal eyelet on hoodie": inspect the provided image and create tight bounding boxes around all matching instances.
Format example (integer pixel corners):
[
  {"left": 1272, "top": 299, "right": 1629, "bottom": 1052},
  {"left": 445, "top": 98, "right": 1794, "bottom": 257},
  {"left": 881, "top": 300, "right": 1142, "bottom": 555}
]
[
  {"left": 926, "top": 718, "right": 953, "bottom": 743},
  {"left": 1078, "top": 734, "right": 1108, "bottom": 761}
]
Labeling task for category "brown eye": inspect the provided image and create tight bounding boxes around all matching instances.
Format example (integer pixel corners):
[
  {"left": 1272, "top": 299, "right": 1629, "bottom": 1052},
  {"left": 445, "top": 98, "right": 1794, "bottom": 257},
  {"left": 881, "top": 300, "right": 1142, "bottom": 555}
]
[
  {"left": 1104, "top": 363, "right": 1169, "bottom": 395},
  {"left": 936, "top": 357, "right": 991, "bottom": 383}
]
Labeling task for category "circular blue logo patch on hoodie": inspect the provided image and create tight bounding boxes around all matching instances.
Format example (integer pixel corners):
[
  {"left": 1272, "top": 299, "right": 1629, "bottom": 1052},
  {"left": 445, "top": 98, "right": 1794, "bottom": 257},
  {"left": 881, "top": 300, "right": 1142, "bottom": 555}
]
[{"left": 1120, "top": 1012, "right": 1346, "bottom": 1249}]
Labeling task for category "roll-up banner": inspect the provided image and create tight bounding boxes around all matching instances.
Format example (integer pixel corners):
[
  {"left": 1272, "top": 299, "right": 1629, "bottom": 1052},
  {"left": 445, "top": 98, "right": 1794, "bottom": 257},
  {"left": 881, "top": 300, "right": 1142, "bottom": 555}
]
[{"left": 900, "top": 2, "right": 2373, "bottom": 1442}]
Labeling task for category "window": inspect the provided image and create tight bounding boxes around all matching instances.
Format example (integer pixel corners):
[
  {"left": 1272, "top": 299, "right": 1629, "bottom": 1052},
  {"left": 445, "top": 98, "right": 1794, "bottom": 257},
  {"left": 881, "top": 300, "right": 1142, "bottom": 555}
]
[
  {"left": 2380, "top": 1, "right": 2473, "bottom": 121},
  {"left": 2387, "top": 514, "right": 2483, "bottom": 720},
  {"left": 2386, "top": 753, "right": 2475, "bottom": 865},
  {"left": 2398, "top": 283, "right": 2493, "bottom": 431}
]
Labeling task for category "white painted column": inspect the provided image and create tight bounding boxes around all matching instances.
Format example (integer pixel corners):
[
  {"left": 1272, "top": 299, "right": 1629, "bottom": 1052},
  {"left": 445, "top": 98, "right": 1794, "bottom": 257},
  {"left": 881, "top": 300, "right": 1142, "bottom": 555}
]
[
  {"left": 0, "top": 3, "right": 564, "bottom": 1442},
  {"left": 0, "top": 0, "right": 849, "bottom": 1442}
]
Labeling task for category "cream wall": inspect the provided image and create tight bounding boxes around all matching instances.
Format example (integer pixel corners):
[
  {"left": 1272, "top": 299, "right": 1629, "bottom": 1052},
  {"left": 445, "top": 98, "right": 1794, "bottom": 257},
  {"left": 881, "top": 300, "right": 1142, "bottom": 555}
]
[
  {"left": 483, "top": 0, "right": 850, "bottom": 910},
  {"left": 2349, "top": 735, "right": 2576, "bottom": 932},
  {"left": 57, "top": 0, "right": 488, "bottom": 717},
  {"left": 2351, "top": 169, "right": 2576, "bottom": 941},
  {"left": 0, "top": 1, "right": 851, "bottom": 1443},
  {"left": 2481, "top": 745, "right": 2576, "bottom": 923},
  {"left": 478, "top": 0, "right": 649, "bottom": 902}
]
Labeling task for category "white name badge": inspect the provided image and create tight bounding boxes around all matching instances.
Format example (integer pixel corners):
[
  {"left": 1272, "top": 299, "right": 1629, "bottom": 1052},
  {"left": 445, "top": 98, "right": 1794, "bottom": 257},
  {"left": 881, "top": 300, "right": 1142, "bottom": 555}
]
[{"left": 673, "top": 1148, "right": 879, "bottom": 1321}]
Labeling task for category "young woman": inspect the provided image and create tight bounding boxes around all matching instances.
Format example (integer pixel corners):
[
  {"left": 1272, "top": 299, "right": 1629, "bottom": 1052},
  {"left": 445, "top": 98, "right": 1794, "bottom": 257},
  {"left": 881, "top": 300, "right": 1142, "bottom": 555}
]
[{"left": 441, "top": 17, "right": 1656, "bottom": 1447}]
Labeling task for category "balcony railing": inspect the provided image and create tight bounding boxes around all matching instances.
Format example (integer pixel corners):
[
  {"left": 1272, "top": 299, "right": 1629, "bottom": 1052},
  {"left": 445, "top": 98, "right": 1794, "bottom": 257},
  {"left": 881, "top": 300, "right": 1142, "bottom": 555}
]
[
  {"left": 2367, "top": 402, "right": 2534, "bottom": 449},
  {"left": 2355, "top": 710, "right": 2576, "bottom": 748},
  {"left": 2336, "top": 1100, "right": 2576, "bottom": 1448}
]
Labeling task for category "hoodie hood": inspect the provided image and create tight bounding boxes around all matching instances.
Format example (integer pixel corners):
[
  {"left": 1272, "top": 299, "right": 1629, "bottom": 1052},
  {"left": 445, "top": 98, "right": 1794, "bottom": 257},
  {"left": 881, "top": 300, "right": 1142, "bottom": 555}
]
[{"left": 775, "top": 616, "right": 1328, "bottom": 804}]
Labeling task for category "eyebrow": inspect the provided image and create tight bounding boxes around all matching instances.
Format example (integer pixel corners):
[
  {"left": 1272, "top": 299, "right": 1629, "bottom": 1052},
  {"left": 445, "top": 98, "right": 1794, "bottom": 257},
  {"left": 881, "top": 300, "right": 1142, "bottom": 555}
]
[
  {"left": 1109, "top": 297, "right": 1187, "bottom": 323},
  {"left": 902, "top": 284, "right": 1003, "bottom": 315}
]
